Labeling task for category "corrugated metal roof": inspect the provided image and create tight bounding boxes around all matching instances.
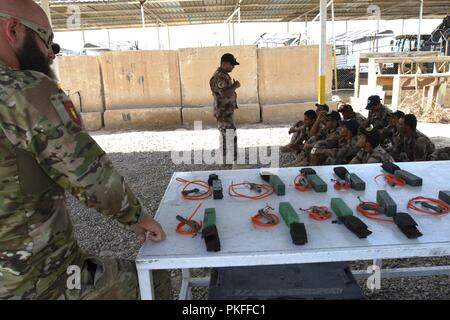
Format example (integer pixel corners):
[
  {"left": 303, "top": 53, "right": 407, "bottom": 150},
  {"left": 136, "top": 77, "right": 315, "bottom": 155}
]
[{"left": 35, "top": 0, "right": 450, "bottom": 31}]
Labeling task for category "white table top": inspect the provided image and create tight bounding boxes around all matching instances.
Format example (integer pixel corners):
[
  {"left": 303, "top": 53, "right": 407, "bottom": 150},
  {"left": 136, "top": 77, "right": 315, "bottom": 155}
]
[{"left": 136, "top": 161, "right": 450, "bottom": 270}]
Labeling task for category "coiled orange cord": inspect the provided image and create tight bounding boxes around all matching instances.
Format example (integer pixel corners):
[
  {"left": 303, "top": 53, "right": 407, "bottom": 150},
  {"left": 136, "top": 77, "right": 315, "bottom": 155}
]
[
  {"left": 228, "top": 181, "right": 274, "bottom": 200},
  {"left": 175, "top": 203, "right": 203, "bottom": 235},
  {"left": 332, "top": 180, "right": 351, "bottom": 191},
  {"left": 407, "top": 196, "right": 450, "bottom": 216},
  {"left": 251, "top": 204, "right": 280, "bottom": 227},
  {"left": 356, "top": 199, "right": 393, "bottom": 223},
  {"left": 294, "top": 173, "right": 311, "bottom": 192},
  {"left": 374, "top": 173, "right": 406, "bottom": 187},
  {"left": 176, "top": 177, "right": 212, "bottom": 200},
  {"left": 299, "top": 206, "right": 332, "bottom": 221}
]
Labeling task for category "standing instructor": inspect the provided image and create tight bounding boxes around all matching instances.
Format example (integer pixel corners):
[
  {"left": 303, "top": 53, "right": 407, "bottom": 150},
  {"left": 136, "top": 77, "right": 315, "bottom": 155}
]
[{"left": 209, "top": 53, "right": 240, "bottom": 166}]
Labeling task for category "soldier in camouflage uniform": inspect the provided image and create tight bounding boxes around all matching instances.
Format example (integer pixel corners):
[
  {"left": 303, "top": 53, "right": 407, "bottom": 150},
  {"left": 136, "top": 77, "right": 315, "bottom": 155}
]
[
  {"left": 365, "top": 95, "right": 391, "bottom": 130},
  {"left": 310, "top": 119, "right": 360, "bottom": 166},
  {"left": 429, "top": 147, "right": 450, "bottom": 161},
  {"left": 337, "top": 104, "right": 367, "bottom": 129},
  {"left": 209, "top": 53, "right": 240, "bottom": 164},
  {"left": 380, "top": 110, "right": 404, "bottom": 149},
  {"left": 291, "top": 111, "right": 341, "bottom": 166},
  {"left": 281, "top": 109, "right": 317, "bottom": 154},
  {"left": 350, "top": 127, "right": 394, "bottom": 164},
  {"left": 389, "top": 114, "right": 435, "bottom": 162},
  {"left": 0, "top": 0, "right": 171, "bottom": 300}
]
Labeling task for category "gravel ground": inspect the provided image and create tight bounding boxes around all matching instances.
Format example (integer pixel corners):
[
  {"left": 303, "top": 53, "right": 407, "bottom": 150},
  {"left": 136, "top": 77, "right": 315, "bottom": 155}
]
[{"left": 67, "top": 122, "right": 450, "bottom": 300}]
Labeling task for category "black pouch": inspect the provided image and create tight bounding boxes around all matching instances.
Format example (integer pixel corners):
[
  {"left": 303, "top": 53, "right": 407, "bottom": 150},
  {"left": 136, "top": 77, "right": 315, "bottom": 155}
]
[
  {"left": 334, "top": 167, "right": 349, "bottom": 180},
  {"left": 338, "top": 215, "right": 372, "bottom": 239},
  {"left": 393, "top": 212, "right": 423, "bottom": 239},
  {"left": 381, "top": 162, "right": 401, "bottom": 174},
  {"left": 300, "top": 168, "right": 317, "bottom": 177},
  {"left": 202, "top": 225, "right": 221, "bottom": 252},
  {"left": 290, "top": 223, "right": 308, "bottom": 245}
]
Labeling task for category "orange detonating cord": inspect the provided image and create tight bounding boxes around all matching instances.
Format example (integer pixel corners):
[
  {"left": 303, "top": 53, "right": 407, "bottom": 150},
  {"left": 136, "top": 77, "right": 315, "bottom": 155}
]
[
  {"left": 300, "top": 206, "right": 332, "bottom": 221},
  {"left": 333, "top": 180, "right": 351, "bottom": 191},
  {"left": 294, "top": 173, "right": 311, "bottom": 192},
  {"left": 251, "top": 204, "right": 280, "bottom": 227},
  {"left": 176, "top": 177, "right": 212, "bottom": 200},
  {"left": 356, "top": 200, "right": 393, "bottom": 223},
  {"left": 228, "top": 181, "right": 274, "bottom": 200},
  {"left": 407, "top": 196, "right": 450, "bottom": 216},
  {"left": 175, "top": 203, "right": 203, "bottom": 235},
  {"left": 374, "top": 173, "right": 406, "bottom": 187}
]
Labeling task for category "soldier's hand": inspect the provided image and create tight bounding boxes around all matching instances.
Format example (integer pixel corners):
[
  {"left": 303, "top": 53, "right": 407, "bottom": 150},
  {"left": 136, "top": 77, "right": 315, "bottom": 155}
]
[
  {"left": 132, "top": 214, "right": 166, "bottom": 244},
  {"left": 233, "top": 79, "right": 241, "bottom": 89}
]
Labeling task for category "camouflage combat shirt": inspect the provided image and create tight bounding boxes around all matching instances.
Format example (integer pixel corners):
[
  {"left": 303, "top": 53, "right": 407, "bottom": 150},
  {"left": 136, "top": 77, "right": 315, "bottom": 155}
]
[
  {"left": 209, "top": 68, "right": 237, "bottom": 119},
  {"left": 0, "top": 60, "right": 142, "bottom": 299}
]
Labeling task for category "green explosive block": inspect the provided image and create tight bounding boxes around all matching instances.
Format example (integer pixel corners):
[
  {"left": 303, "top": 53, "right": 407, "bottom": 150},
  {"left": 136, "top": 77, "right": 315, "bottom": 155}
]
[
  {"left": 394, "top": 169, "right": 423, "bottom": 187},
  {"left": 330, "top": 198, "right": 353, "bottom": 217},
  {"left": 269, "top": 175, "right": 286, "bottom": 196},
  {"left": 348, "top": 173, "right": 366, "bottom": 191},
  {"left": 376, "top": 190, "right": 397, "bottom": 217},
  {"left": 279, "top": 202, "right": 299, "bottom": 226},
  {"left": 307, "top": 174, "right": 327, "bottom": 193},
  {"left": 203, "top": 208, "right": 216, "bottom": 229},
  {"left": 439, "top": 191, "right": 450, "bottom": 205}
]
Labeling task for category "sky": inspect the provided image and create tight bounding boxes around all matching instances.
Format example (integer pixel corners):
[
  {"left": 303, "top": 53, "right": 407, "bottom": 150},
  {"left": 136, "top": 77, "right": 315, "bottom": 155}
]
[{"left": 53, "top": 18, "right": 444, "bottom": 53}]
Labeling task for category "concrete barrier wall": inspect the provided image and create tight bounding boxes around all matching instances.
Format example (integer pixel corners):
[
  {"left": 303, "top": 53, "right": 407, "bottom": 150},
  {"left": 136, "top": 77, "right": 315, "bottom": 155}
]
[
  {"left": 258, "top": 45, "right": 333, "bottom": 105},
  {"left": 57, "top": 56, "right": 104, "bottom": 113},
  {"left": 178, "top": 45, "right": 259, "bottom": 107},
  {"left": 99, "top": 50, "right": 181, "bottom": 110}
]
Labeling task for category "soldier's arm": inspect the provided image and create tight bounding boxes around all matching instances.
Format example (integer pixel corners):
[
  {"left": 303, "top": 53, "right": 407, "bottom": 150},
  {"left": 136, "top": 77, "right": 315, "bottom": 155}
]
[
  {"left": 349, "top": 151, "right": 362, "bottom": 164},
  {"left": 2, "top": 77, "right": 142, "bottom": 225}
]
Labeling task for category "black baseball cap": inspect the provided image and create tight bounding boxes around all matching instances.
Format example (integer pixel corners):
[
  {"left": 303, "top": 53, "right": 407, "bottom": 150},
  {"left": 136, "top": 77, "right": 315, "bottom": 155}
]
[
  {"left": 221, "top": 53, "right": 240, "bottom": 65},
  {"left": 366, "top": 95, "right": 382, "bottom": 110},
  {"left": 338, "top": 104, "right": 354, "bottom": 113},
  {"left": 315, "top": 103, "right": 330, "bottom": 112},
  {"left": 325, "top": 110, "right": 341, "bottom": 122},
  {"left": 340, "top": 119, "right": 359, "bottom": 136},
  {"left": 359, "top": 126, "right": 380, "bottom": 148}
]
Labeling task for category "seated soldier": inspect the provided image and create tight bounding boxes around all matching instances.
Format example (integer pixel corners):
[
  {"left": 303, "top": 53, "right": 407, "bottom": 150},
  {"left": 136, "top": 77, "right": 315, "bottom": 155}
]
[
  {"left": 309, "top": 118, "right": 360, "bottom": 166},
  {"left": 350, "top": 127, "right": 394, "bottom": 164},
  {"left": 281, "top": 109, "right": 318, "bottom": 153},
  {"left": 365, "top": 95, "right": 392, "bottom": 130},
  {"left": 380, "top": 110, "right": 405, "bottom": 149},
  {"left": 291, "top": 110, "right": 341, "bottom": 166},
  {"left": 389, "top": 114, "right": 435, "bottom": 162},
  {"left": 429, "top": 147, "right": 450, "bottom": 161},
  {"left": 337, "top": 103, "right": 367, "bottom": 129}
]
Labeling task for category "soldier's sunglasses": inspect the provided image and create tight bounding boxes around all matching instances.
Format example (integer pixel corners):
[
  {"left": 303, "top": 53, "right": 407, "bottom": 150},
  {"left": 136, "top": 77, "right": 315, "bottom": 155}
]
[{"left": 0, "top": 12, "right": 54, "bottom": 48}]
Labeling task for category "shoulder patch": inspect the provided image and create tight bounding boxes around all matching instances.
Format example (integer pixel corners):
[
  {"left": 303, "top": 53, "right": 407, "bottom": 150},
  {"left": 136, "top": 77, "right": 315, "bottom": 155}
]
[{"left": 50, "top": 92, "right": 82, "bottom": 128}]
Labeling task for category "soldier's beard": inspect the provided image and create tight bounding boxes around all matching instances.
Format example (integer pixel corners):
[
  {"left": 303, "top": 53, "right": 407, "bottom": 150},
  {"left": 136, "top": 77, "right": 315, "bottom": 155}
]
[{"left": 16, "top": 29, "right": 52, "bottom": 77}]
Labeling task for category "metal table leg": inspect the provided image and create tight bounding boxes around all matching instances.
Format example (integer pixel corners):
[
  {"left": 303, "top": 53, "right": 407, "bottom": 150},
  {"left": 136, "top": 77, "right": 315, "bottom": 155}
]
[{"left": 138, "top": 268, "right": 154, "bottom": 300}]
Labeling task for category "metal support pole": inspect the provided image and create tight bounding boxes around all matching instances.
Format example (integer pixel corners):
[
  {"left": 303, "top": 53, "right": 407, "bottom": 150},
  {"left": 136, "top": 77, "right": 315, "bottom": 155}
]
[
  {"left": 304, "top": 14, "right": 308, "bottom": 44},
  {"left": 318, "top": 0, "right": 327, "bottom": 104},
  {"left": 167, "top": 26, "right": 171, "bottom": 49},
  {"left": 140, "top": 3, "right": 146, "bottom": 28},
  {"left": 232, "top": 21, "right": 235, "bottom": 45},
  {"left": 331, "top": 1, "right": 338, "bottom": 91},
  {"left": 417, "top": 0, "right": 424, "bottom": 51},
  {"left": 107, "top": 29, "right": 111, "bottom": 49},
  {"left": 157, "top": 23, "right": 161, "bottom": 49}
]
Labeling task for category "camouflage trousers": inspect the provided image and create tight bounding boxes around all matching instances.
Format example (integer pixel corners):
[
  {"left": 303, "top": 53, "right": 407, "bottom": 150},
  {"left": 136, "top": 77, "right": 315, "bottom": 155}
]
[
  {"left": 429, "top": 147, "right": 450, "bottom": 161},
  {"left": 217, "top": 115, "right": 237, "bottom": 162},
  {"left": 64, "top": 255, "right": 172, "bottom": 300},
  {"left": 309, "top": 148, "right": 338, "bottom": 166}
]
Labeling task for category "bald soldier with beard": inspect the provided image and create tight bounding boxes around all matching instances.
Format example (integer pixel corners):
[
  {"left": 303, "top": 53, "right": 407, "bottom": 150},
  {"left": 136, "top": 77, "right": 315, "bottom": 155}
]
[{"left": 0, "top": 0, "right": 171, "bottom": 299}]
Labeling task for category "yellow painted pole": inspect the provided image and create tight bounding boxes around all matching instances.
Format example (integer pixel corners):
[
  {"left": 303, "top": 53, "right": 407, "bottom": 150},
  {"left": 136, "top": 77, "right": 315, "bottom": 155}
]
[{"left": 318, "top": 0, "right": 327, "bottom": 104}]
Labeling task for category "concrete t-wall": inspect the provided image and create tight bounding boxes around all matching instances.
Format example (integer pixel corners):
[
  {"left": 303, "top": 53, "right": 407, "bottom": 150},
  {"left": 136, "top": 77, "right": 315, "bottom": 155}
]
[
  {"left": 178, "top": 45, "right": 259, "bottom": 107},
  {"left": 258, "top": 45, "right": 333, "bottom": 105},
  {"left": 57, "top": 56, "right": 104, "bottom": 113},
  {"left": 99, "top": 50, "right": 182, "bottom": 110}
]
